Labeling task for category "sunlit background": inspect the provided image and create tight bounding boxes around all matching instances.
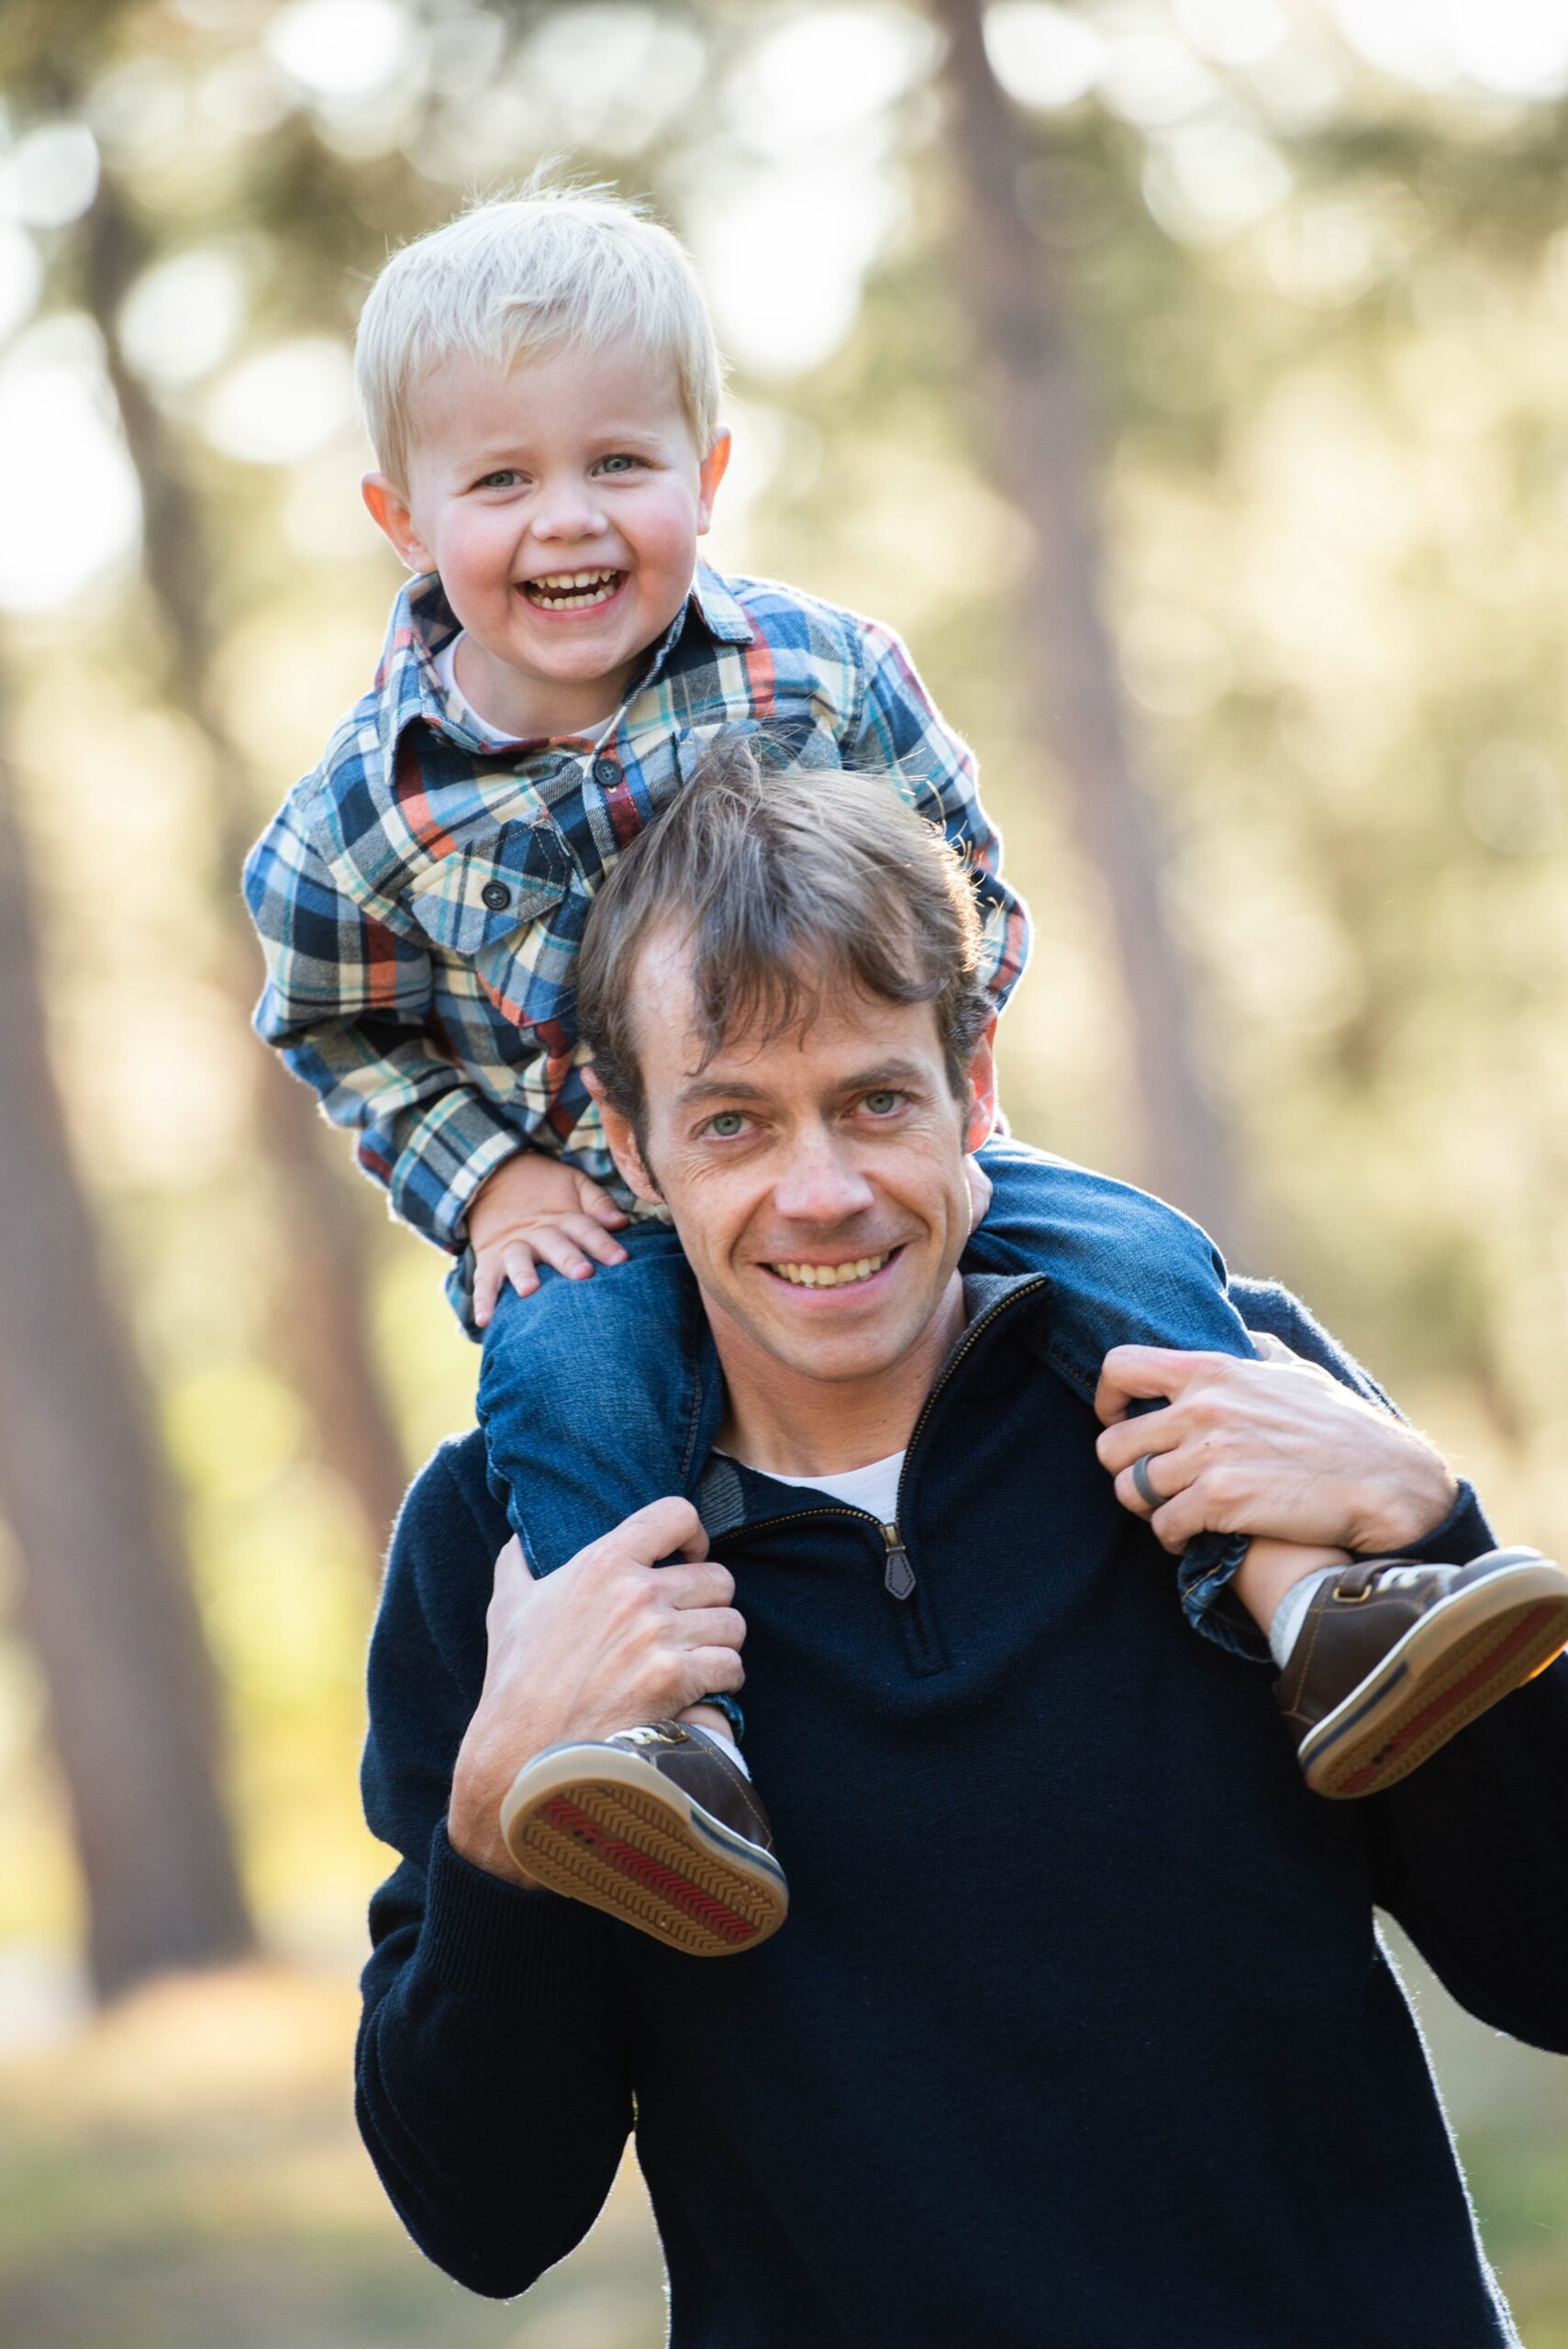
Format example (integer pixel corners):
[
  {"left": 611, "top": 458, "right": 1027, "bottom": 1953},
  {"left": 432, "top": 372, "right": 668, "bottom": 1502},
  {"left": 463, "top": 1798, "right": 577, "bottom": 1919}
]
[{"left": 3, "top": 0, "right": 1568, "bottom": 2341}]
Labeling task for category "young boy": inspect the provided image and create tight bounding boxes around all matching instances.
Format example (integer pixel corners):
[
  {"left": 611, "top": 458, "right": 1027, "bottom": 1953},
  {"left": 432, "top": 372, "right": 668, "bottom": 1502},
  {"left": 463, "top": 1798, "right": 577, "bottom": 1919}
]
[{"left": 245, "top": 186, "right": 1568, "bottom": 1955}]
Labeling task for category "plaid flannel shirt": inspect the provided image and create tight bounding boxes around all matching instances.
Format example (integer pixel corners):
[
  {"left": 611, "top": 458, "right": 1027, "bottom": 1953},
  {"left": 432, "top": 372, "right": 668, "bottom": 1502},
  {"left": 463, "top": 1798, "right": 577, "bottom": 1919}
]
[{"left": 244, "top": 563, "right": 1031, "bottom": 1328}]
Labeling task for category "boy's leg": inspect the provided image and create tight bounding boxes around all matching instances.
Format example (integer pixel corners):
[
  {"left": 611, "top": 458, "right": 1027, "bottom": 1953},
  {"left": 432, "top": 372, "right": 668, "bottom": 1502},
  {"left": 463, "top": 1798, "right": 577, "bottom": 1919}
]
[
  {"left": 476, "top": 1227, "right": 787, "bottom": 1952},
  {"left": 962, "top": 1140, "right": 1568, "bottom": 1794},
  {"left": 962, "top": 1137, "right": 1266, "bottom": 1651},
  {"left": 477, "top": 1219, "right": 708, "bottom": 1575}
]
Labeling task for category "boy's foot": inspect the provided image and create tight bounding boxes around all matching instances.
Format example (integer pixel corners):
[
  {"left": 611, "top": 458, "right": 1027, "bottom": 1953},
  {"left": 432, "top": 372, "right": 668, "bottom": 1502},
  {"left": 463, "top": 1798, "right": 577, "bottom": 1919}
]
[
  {"left": 1276, "top": 1547, "right": 1568, "bottom": 1798},
  {"left": 499, "top": 1721, "right": 788, "bottom": 1957}
]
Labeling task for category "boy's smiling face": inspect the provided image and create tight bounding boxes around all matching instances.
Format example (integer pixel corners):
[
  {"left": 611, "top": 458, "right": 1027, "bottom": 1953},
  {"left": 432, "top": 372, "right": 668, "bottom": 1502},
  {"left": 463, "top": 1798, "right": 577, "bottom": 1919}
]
[{"left": 364, "top": 333, "right": 729, "bottom": 740}]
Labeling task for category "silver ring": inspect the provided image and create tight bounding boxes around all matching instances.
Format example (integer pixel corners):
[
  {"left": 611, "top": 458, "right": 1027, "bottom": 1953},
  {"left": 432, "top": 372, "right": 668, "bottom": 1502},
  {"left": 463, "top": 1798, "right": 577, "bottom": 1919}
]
[{"left": 1131, "top": 1453, "right": 1162, "bottom": 1510}]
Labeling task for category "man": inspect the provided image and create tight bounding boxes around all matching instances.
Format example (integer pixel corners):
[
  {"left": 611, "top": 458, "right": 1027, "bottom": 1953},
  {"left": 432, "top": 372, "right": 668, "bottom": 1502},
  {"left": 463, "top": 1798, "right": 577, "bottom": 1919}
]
[{"left": 357, "top": 760, "right": 1568, "bottom": 2346}]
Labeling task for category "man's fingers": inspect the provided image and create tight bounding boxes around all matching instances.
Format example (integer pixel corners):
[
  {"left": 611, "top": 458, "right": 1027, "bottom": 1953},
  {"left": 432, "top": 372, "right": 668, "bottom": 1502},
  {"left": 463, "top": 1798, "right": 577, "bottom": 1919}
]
[
  {"left": 595, "top": 1496, "right": 708, "bottom": 1567},
  {"left": 1095, "top": 1414, "right": 1180, "bottom": 1477},
  {"left": 671, "top": 1603, "right": 747, "bottom": 1654},
  {"left": 683, "top": 1646, "right": 746, "bottom": 1698},
  {"left": 1093, "top": 1344, "right": 1215, "bottom": 1427},
  {"left": 656, "top": 1557, "right": 736, "bottom": 1611}
]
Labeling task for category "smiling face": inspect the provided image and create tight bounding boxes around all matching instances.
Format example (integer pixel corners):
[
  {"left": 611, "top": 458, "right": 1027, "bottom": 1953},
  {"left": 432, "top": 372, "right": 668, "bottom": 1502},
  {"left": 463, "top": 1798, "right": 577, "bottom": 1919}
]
[
  {"left": 362, "top": 333, "right": 729, "bottom": 740},
  {"left": 594, "top": 929, "right": 997, "bottom": 1457}
]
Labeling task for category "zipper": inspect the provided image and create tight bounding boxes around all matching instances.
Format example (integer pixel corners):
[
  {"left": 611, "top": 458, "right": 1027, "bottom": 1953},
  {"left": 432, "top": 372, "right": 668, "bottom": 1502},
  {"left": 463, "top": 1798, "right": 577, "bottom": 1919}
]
[
  {"left": 881, "top": 1523, "right": 915, "bottom": 1599},
  {"left": 716, "top": 1277, "right": 1051, "bottom": 1610}
]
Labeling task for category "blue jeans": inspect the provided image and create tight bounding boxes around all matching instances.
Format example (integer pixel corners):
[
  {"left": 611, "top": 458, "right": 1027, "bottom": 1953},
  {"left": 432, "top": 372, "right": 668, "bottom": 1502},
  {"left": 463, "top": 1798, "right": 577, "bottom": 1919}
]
[{"left": 475, "top": 1139, "right": 1258, "bottom": 1657}]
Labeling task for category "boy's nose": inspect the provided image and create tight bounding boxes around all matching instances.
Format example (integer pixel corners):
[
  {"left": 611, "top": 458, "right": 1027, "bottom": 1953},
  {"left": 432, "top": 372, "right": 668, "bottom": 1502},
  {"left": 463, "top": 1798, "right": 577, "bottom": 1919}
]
[{"left": 531, "top": 479, "right": 608, "bottom": 541}]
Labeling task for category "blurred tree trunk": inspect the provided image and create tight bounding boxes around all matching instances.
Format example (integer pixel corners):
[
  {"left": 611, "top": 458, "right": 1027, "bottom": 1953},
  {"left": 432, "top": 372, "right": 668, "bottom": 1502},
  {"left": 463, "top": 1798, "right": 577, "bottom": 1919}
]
[
  {"left": 0, "top": 738, "right": 255, "bottom": 2001},
  {"left": 79, "top": 173, "right": 409, "bottom": 1564},
  {"left": 930, "top": 0, "right": 1238, "bottom": 1242}
]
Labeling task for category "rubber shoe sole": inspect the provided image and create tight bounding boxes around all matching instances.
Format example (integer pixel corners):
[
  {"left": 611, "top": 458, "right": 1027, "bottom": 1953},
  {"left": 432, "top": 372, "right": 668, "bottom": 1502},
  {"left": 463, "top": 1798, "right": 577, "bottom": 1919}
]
[
  {"left": 1300, "top": 1549, "right": 1568, "bottom": 1798},
  {"left": 499, "top": 1743, "right": 789, "bottom": 1958}
]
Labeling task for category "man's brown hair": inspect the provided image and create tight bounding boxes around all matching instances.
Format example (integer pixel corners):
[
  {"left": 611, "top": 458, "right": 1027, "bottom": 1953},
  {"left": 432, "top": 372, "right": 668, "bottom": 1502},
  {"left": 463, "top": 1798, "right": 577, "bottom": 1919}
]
[{"left": 575, "top": 736, "right": 994, "bottom": 1135}]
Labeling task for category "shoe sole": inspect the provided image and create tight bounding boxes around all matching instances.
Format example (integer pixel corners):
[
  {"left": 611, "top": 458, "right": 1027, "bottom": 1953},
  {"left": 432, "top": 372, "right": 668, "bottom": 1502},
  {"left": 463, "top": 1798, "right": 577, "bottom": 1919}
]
[
  {"left": 499, "top": 1744, "right": 789, "bottom": 1959},
  {"left": 1299, "top": 1551, "right": 1568, "bottom": 1798}
]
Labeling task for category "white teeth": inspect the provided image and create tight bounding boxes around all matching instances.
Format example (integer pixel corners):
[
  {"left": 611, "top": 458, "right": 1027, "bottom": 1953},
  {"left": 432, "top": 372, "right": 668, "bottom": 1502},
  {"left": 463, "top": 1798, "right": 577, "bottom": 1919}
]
[
  {"left": 772, "top": 1252, "right": 890, "bottom": 1288},
  {"left": 523, "top": 568, "right": 621, "bottom": 609}
]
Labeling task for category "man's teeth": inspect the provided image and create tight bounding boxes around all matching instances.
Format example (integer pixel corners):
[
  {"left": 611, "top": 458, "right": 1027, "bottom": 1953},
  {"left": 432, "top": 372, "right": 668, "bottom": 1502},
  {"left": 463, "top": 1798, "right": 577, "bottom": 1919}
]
[
  {"left": 772, "top": 1252, "right": 891, "bottom": 1288},
  {"left": 522, "top": 569, "right": 621, "bottom": 609}
]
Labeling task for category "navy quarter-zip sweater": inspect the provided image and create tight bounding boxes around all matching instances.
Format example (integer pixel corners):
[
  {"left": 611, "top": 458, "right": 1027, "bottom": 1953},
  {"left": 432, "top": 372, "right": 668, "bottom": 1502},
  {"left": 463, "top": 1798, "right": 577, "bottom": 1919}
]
[{"left": 357, "top": 1276, "right": 1568, "bottom": 2345}]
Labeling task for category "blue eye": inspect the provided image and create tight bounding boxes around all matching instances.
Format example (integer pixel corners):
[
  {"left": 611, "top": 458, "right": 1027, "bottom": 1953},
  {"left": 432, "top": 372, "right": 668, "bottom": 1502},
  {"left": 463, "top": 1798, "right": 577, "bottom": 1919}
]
[
  {"left": 863, "top": 1090, "right": 901, "bottom": 1115},
  {"left": 708, "top": 1110, "right": 746, "bottom": 1138},
  {"left": 477, "top": 469, "right": 520, "bottom": 489},
  {"left": 599, "top": 453, "right": 641, "bottom": 474}
]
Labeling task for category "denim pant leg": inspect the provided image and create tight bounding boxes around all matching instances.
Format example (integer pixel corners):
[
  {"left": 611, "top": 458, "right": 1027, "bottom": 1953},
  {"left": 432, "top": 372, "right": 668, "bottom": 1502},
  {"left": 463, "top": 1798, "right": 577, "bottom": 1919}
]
[
  {"left": 964, "top": 1138, "right": 1260, "bottom": 1656},
  {"left": 476, "top": 1219, "right": 711, "bottom": 1575}
]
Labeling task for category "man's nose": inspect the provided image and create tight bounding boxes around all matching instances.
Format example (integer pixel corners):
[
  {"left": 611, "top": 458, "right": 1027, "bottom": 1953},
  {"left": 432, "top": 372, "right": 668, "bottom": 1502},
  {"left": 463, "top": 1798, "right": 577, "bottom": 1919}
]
[
  {"left": 771, "top": 1129, "right": 876, "bottom": 1225},
  {"left": 531, "top": 476, "right": 607, "bottom": 541}
]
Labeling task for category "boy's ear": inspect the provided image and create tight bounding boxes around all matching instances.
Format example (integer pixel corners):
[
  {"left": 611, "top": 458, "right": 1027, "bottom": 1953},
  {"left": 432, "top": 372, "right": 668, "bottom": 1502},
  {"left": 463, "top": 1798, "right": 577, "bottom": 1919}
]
[
  {"left": 695, "top": 429, "right": 731, "bottom": 535},
  {"left": 362, "top": 473, "right": 432, "bottom": 573},
  {"left": 962, "top": 1017, "right": 999, "bottom": 1156},
  {"left": 583, "top": 1067, "right": 663, "bottom": 1207}
]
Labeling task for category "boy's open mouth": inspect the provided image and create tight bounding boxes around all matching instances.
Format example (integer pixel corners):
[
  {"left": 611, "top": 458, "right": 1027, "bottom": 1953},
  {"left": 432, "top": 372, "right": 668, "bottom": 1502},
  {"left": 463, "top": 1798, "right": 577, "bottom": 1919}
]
[{"left": 520, "top": 568, "right": 624, "bottom": 611}]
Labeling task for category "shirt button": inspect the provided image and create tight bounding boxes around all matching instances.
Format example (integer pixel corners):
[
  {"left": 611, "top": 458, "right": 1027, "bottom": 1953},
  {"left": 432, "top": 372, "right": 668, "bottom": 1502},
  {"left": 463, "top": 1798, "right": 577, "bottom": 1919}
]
[
  {"left": 481, "top": 880, "right": 512, "bottom": 913},
  {"left": 593, "top": 755, "right": 621, "bottom": 787}
]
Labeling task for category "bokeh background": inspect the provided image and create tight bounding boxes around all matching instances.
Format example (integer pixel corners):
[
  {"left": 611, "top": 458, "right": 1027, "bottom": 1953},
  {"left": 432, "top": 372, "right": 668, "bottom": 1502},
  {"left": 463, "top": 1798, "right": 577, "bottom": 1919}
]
[{"left": 2, "top": 0, "right": 1567, "bottom": 2341}]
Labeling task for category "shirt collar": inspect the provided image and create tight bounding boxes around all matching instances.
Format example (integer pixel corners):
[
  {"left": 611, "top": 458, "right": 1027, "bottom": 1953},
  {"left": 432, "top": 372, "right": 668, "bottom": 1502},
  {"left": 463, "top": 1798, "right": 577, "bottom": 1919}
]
[{"left": 374, "top": 561, "right": 756, "bottom": 765}]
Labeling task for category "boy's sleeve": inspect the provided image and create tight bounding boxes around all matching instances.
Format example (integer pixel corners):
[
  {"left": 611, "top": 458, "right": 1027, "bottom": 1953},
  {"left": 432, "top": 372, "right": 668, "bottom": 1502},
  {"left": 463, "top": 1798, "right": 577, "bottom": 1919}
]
[
  {"left": 849, "top": 618, "right": 1032, "bottom": 1009},
  {"left": 243, "top": 791, "right": 525, "bottom": 1253}
]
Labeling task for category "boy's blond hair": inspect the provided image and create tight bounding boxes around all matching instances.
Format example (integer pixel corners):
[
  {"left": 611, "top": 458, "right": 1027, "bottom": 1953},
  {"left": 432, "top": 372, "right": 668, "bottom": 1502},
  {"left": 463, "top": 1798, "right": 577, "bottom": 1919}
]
[{"left": 355, "top": 183, "right": 726, "bottom": 489}]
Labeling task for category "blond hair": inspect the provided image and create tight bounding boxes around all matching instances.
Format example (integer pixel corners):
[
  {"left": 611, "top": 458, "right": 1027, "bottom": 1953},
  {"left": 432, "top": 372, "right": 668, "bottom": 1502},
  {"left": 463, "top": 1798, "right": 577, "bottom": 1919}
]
[
  {"left": 577, "top": 737, "right": 991, "bottom": 1142},
  {"left": 355, "top": 182, "right": 726, "bottom": 487}
]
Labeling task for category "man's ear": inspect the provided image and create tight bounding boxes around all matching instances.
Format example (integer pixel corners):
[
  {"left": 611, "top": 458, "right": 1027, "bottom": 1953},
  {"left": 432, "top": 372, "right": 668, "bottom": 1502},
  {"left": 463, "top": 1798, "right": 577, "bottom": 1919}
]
[
  {"left": 583, "top": 1066, "right": 664, "bottom": 1207},
  {"left": 362, "top": 473, "right": 433, "bottom": 573},
  {"left": 695, "top": 428, "right": 731, "bottom": 535},
  {"left": 962, "top": 1017, "right": 999, "bottom": 1156}
]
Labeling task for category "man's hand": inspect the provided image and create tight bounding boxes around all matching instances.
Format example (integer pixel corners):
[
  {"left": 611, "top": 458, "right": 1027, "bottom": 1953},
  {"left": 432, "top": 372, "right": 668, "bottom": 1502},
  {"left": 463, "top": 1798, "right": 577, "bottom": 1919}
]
[
  {"left": 448, "top": 1501, "right": 746, "bottom": 1884},
  {"left": 467, "top": 1152, "right": 631, "bottom": 1328},
  {"left": 1094, "top": 1344, "right": 1459, "bottom": 1558}
]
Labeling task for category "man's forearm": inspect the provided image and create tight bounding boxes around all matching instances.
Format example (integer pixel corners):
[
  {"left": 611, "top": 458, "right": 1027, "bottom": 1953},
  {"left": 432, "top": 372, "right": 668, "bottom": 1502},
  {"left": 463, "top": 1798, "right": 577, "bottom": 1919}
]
[{"left": 357, "top": 1832, "right": 633, "bottom": 2296}]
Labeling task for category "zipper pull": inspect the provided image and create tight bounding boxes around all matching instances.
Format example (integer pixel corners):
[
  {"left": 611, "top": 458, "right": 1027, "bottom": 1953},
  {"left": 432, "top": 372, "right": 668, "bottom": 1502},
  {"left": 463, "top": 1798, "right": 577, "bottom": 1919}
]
[{"left": 882, "top": 1522, "right": 916, "bottom": 1600}]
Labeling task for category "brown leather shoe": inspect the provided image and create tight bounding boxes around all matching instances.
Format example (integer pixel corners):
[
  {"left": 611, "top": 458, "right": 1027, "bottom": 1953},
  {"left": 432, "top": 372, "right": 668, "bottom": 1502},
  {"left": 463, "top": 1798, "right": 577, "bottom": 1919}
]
[
  {"left": 1277, "top": 1547, "right": 1568, "bottom": 1798},
  {"left": 499, "top": 1722, "right": 789, "bottom": 1957}
]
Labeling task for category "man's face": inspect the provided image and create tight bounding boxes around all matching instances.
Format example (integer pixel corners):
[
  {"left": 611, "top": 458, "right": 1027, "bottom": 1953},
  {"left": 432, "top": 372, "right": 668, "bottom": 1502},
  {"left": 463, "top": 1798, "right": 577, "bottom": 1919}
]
[
  {"left": 363, "top": 334, "right": 729, "bottom": 735},
  {"left": 599, "top": 931, "right": 995, "bottom": 1393}
]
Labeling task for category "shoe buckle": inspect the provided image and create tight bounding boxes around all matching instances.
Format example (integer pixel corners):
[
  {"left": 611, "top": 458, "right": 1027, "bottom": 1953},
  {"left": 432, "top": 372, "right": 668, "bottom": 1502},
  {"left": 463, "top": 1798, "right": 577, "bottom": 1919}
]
[{"left": 1332, "top": 1577, "right": 1374, "bottom": 1603}]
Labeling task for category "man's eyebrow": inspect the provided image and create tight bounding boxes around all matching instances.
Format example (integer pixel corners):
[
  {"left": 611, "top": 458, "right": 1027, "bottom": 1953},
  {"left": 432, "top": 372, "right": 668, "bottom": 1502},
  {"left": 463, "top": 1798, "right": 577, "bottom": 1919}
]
[
  {"left": 673, "top": 1059, "right": 931, "bottom": 1109},
  {"left": 674, "top": 1076, "right": 770, "bottom": 1108}
]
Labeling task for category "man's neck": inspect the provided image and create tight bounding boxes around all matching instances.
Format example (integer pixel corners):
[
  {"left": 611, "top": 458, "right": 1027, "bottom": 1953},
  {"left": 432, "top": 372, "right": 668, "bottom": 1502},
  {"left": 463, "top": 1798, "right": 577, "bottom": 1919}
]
[{"left": 712, "top": 1275, "right": 967, "bottom": 1480}]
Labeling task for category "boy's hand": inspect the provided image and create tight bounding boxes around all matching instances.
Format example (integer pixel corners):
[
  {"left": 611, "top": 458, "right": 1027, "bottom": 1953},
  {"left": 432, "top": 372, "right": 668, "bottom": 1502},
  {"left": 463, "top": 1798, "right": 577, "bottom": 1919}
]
[{"left": 468, "top": 1152, "right": 630, "bottom": 1327}]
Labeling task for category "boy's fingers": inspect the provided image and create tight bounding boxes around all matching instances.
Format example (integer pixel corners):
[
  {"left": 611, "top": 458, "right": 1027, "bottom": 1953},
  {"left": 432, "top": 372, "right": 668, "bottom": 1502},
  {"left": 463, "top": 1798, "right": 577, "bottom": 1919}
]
[
  {"left": 567, "top": 1217, "right": 628, "bottom": 1267},
  {"left": 577, "top": 1184, "right": 631, "bottom": 1229},
  {"left": 528, "top": 1226, "right": 596, "bottom": 1280},
  {"left": 501, "top": 1241, "right": 540, "bottom": 1297}
]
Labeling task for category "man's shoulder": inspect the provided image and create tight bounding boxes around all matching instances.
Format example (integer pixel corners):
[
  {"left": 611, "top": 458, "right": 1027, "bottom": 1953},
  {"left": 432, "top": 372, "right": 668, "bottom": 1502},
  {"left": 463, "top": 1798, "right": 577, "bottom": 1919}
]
[{"left": 387, "top": 1431, "right": 509, "bottom": 1611}]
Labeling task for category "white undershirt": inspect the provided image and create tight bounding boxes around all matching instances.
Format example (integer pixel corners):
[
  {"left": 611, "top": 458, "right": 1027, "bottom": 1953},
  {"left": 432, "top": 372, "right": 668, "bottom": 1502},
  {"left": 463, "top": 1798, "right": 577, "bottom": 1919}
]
[
  {"left": 720, "top": 1448, "right": 906, "bottom": 1523},
  {"left": 434, "top": 633, "right": 529, "bottom": 745},
  {"left": 434, "top": 630, "right": 623, "bottom": 754}
]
